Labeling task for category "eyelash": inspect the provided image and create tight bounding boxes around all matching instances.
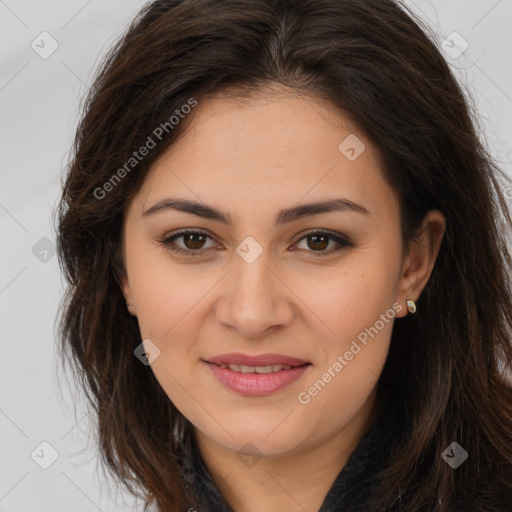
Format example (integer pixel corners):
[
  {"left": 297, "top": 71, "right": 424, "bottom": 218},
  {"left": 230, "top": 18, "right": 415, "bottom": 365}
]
[{"left": 158, "top": 229, "right": 354, "bottom": 257}]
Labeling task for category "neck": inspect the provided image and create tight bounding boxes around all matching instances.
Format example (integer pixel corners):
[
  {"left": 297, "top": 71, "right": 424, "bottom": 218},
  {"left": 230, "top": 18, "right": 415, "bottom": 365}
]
[{"left": 194, "top": 393, "right": 378, "bottom": 512}]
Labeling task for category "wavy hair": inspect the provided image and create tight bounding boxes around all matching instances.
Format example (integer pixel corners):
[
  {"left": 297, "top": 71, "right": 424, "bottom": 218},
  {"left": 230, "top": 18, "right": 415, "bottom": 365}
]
[{"left": 55, "top": 0, "right": 512, "bottom": 510}]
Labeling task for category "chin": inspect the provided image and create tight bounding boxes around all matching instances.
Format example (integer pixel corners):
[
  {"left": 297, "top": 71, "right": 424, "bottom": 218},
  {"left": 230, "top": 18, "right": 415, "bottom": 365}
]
[{"left": 198, "top": 419, "right": 308, "bottom": 457}]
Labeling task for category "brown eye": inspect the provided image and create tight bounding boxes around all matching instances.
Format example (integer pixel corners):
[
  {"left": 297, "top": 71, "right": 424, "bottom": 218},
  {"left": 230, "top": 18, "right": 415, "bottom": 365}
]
[
  {"left": 294, "top": 231, "right": 353, "bottom": 255},
  {"left": 306, "top": 234, "right": 330, "bottom": 251},
  {"left": 159, "top": 230, "right": 216, "bottom": 255},
  {"left": 182, "top": 233, "right": 207, "bottom": 250}
]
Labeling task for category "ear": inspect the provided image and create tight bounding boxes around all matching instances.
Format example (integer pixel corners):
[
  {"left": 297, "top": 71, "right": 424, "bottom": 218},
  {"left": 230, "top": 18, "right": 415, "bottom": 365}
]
[
  {"left": 120, "top": 274, "right": 137, "bottom": 316},
  {"left": 395, "top": 210, "right": 446, "bottom": 318}
]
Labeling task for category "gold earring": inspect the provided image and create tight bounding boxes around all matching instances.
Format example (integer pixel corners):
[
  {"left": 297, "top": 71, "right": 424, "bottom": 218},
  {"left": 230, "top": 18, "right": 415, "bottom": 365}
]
[{"left": 406, "top": 299, "right": 416, "bottom": 314}]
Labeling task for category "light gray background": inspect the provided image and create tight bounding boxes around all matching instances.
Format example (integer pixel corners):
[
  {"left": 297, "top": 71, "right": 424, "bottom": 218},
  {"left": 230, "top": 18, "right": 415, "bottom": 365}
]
[{"left": 1, "top": 1, "right": 511, "bottom": 510}]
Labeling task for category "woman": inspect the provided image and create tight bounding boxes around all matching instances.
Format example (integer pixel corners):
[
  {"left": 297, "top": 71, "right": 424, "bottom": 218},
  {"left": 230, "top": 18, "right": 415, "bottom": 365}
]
[{"left": 55, "top": 0, "right": 512, "bottom": 510}]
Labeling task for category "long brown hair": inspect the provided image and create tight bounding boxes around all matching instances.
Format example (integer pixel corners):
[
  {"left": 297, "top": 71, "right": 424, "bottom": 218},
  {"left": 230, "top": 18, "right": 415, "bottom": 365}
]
[{"left": 55, "top": 0, "right": 512, "bottom": 510}]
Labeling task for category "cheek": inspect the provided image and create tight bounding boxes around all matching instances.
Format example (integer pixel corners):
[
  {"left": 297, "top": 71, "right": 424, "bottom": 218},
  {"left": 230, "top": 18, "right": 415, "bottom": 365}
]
[
  {"left": 306, "top": 256, "right": 399, "bottom": 339},
  {"left": 126, "top": 243, "right": 208, "bottom": 340},
  {"left": 298, "top": 255, "right": 398, "bottom": 399},
  {"left": 296, "top": 304, "right": 394, "bottom": 438}
]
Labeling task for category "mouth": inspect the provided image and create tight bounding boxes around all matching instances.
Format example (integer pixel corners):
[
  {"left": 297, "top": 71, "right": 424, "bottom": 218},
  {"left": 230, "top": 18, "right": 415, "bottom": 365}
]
[
  {"left": 204, "top": 352, "right": 310, "bottom": 368},
  {"left": 214, "top": 362, "right": 303, "bottom": 373},
  {"left": 203, "top": 353, "right": 312, "bottom": 396}
]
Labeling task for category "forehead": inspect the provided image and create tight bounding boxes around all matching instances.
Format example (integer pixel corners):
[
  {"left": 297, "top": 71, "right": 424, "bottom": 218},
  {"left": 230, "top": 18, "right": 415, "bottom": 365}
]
[{"left": 129, "top": 88, "right": 398, "bottom": 225}]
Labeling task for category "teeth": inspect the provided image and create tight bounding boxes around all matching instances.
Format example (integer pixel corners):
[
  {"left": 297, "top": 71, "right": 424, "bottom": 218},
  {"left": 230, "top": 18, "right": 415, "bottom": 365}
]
[{"left": 220, "top": 363, "right": 293, "bottom": 373}]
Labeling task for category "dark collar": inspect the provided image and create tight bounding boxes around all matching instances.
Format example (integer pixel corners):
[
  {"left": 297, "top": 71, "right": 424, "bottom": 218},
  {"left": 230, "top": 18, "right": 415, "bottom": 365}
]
[{"left": 319, "top": 410, "right": 395, "bottom": 511}]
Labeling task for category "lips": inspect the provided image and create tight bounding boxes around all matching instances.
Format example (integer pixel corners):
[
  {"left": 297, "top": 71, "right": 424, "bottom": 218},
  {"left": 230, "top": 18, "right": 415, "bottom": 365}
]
[
  {"left": 204, "top": 352, "right": 309, "bottom": 367},
  {"left": 203, "top": 353, "right": 311, "bottom": 395}
]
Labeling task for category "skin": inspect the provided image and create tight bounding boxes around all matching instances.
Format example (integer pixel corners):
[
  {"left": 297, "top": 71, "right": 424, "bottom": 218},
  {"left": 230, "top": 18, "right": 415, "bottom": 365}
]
[{"left": 120, "top": 86, "right": 446, "bottom": 512}]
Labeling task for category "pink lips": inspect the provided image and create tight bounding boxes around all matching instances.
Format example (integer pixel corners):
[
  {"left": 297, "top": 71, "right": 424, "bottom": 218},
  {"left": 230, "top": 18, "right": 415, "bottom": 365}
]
[{"left": 203, "top": 352, "right": 311, "bottom": 396}]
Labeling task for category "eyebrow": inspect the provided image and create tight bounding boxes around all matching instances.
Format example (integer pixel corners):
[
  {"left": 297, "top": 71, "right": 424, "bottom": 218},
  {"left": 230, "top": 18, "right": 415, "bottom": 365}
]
[{"left": 142, "top": 197, "right": 370, "bottom": 225}]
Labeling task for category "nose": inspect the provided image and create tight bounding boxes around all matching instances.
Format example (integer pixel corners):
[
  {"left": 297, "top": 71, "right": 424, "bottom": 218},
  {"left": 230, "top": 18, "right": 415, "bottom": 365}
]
[{"left": 214, "top": 250, "right": 294, "bottom": 340}]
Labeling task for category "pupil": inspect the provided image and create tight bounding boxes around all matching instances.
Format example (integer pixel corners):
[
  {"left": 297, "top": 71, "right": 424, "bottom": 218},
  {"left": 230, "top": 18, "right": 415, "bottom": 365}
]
[
  {"left": 185, "top": 233, "right": 205, "bottom": 250},
  {"left": 309, "top": 234, "right": 328, "bottom": 251}
]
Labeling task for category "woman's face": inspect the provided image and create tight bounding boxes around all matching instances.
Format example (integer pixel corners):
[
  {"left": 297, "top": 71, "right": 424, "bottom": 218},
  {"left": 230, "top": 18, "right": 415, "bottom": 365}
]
[{"left": 121, "top": 88, "right": 432, "bottom": 458}]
